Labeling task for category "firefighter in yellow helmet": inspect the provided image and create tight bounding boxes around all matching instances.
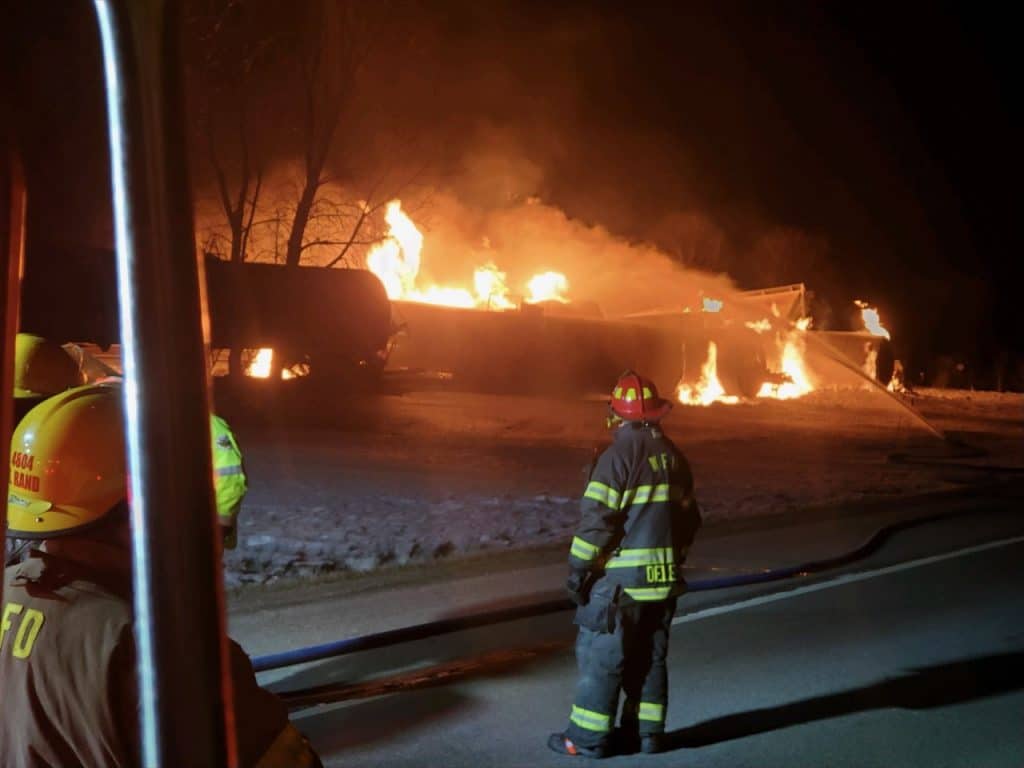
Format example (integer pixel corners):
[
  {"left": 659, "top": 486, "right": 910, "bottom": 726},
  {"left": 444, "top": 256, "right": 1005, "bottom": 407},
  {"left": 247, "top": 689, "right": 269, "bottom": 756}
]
[
  {"left": 10, "top": 333, "right": 247, "bottom": 549},
  {"left": 12, "top": 333, "right": 86, "bottom": 424},
  {"left": 0, "top": 385, "right": 321, "bottom": 767}
]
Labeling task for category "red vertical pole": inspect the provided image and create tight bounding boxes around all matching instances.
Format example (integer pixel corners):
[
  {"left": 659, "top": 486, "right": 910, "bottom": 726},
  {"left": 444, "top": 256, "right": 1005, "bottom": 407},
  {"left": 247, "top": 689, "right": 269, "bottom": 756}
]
[{"left": 1, "top": 144, "right": 27, "bottom": 607}]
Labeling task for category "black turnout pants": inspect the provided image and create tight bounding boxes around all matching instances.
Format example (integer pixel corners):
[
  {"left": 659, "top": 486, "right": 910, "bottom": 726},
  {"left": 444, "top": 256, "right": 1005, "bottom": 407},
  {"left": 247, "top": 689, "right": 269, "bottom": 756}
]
[{"left": 565, "top": 586, "right": 678, "bottom": 748}]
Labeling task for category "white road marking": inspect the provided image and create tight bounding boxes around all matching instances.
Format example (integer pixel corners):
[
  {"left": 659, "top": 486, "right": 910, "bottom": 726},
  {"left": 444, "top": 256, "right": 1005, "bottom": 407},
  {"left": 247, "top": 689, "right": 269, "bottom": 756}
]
[{"left": 673, "top": 534, "right": 1024, "bottom": 626}]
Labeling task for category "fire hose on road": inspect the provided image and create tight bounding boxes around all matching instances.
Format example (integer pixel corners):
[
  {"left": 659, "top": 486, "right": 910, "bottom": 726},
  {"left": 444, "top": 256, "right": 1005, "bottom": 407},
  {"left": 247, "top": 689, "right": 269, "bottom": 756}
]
[{"left": 251, "top": 502, "right": 1013, "bottom": 674}]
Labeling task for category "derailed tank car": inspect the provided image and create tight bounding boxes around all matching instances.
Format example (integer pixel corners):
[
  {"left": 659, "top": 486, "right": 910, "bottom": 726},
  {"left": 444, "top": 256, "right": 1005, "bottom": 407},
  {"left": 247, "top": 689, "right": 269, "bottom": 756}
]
[
  {"left": 388, "top": 300, "right": 683, "bottom": 396},
  {"left": 203, "top": 257, "right": 392, "bottom": 382},
  {"left": 20, "top": 246, "right": 393, "bottom": 387}
]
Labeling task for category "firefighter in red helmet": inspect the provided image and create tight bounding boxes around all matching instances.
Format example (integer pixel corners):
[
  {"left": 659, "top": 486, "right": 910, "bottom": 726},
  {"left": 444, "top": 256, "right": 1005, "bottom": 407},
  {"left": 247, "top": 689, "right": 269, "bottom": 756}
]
[{"left": 549, "top": 371, "right": 702, "bottom": 758}]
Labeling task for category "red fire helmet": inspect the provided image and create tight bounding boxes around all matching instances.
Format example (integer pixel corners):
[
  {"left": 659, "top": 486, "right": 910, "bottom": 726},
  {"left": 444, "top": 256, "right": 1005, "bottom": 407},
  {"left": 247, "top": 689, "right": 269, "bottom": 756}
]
[{"left": 609, "top": 371, "right": 672, "bottom": 422}]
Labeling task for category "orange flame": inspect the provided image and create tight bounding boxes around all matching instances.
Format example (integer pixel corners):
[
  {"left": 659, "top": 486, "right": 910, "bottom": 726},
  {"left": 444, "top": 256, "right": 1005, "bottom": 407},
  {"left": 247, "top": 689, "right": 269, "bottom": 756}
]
[
  {"left": 887, "top": 359, "right": 906, "bottom": 393},
  {"left": 756, "top": 319, "right": 815, "bottom": 400},
  {"left": 862, "top": 341, "right": 879, "bottom": 381},
  {"left": 677, "top": 341, "right": 740, "bottom": 406},
  {"left": 246, "top": 348, "right": 273, "bottom": 378},
  {"left": 854, "top": 300, "right": 891, "bottom": 340},
  {"left": 415, "top": 286, "right": 477, "bottom": 308},
  {"left": 244, "top": 348, "right": 296, "bottom": 379},
  {"left": 676, "top": 317, "right": 818, "bottom": 406},
  {"left": 525, "top": 271, "right": 570, "bottom": 304},
  {"left": 474, "top": 264, "right": 516, "bottom": 310},
  {"left": 366, "top": 201, "right": 422, "bottom": 300},
  {"left": 366, "top": 199, "right": 571, "bottom": 310}
]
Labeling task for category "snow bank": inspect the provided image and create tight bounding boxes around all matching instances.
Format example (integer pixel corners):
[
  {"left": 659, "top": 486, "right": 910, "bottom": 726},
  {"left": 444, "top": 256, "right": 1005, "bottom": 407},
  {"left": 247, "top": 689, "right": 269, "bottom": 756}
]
[
  {"left": 8, "top": 386, "right": 1016, "bottom": 585},
  {"left": 221, "top": 387, "right": 1023, "bottom": 587},
  {"left": 223, "top": 494, "right": 578, "bottom": 587}
]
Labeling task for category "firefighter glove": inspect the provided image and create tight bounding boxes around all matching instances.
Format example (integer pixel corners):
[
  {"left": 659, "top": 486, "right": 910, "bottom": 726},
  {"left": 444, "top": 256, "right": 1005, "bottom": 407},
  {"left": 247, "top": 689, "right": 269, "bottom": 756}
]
[{"left": 566, "top": 568, "right": 595, "bottom": 607}]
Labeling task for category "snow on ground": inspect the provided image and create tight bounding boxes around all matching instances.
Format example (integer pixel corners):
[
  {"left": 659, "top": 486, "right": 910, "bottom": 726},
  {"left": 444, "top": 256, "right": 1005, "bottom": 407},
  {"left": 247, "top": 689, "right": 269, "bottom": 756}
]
[{"left": 222, "top": 384, "right": 1023, "bottom": 588}]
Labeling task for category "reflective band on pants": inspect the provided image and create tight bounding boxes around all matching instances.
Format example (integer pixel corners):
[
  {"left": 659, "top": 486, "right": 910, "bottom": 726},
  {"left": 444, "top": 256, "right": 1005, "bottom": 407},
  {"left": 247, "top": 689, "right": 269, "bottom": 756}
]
[
  {"left": 624, "top": 586, "right": 674, "bottom": 601},
  {"left": 570, "top": 704, "right": 611, "bottom": 733},
  {"left": 638, "top": 702, "right": 665, "bottom": 723}
]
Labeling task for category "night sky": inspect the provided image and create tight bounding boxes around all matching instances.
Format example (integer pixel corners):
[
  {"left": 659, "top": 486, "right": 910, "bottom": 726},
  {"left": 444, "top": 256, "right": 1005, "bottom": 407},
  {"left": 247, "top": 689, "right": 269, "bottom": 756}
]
[{"left": 3, "top": 2, "right": 1019, "bottom": 386}]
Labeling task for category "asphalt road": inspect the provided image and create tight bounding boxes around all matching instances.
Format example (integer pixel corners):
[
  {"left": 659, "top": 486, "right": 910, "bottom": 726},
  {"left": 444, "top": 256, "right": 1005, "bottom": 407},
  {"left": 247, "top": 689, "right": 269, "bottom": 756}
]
[{"left": 271, "top": 505, "right": 1024, "bottom": 768}]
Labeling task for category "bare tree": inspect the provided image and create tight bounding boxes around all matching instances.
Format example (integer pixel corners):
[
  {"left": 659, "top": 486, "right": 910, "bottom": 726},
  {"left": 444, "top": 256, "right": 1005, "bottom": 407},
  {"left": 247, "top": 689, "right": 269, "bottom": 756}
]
[
  {"left": 187, "top": 1, "right": 281, "bottom": 265},
  {"left": 282, "top": 1, "right": 383, "bottom": 268},
  {"left": 190, "top": 0, "right": 426, "bottom": 271},
  {"left": 187, "top": 0, "right": 428, "bottom": 379},
  {"left": 651, "top": 211, "right": 730, "bottom": 274},
  {"left": 187, "top": 0, "right": 291, "bottom": 375},
  {"left": 297, "top": 157, "right": 433, "bottom": 268},
  {"left": 747, "top": 228, "right": 835, "bottom": 289}
]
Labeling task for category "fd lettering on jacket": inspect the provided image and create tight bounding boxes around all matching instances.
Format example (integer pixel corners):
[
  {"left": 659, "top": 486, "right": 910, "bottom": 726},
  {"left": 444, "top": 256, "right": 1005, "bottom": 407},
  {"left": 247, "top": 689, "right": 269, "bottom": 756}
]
[{"left": 1, "top": 602, "right": 46, "bottom": 659}]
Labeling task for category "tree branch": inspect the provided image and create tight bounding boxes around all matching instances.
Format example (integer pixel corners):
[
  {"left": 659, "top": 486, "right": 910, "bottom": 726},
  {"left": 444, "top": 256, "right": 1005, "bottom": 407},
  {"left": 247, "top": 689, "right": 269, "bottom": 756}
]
[{"left": 240, "top": 165, "right": 263, "bottom": 261}]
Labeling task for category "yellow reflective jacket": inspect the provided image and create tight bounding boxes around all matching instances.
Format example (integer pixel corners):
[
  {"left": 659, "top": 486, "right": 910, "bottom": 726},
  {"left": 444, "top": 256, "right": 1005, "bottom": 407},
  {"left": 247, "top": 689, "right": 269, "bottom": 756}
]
[
  {"left": 211, "top": 415, "right": 247, "bottom": 548},
  {"left": 569, "top": 422, "right": 702, "bottom": 601}
]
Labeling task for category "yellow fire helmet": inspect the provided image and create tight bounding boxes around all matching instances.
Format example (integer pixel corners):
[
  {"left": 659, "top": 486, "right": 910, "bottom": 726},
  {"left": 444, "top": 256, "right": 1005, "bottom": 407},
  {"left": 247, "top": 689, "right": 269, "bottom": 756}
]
[
  {"left": 13, "top": 333, "right": 86, "bottom": 398},
  {"left": 8, "top": 384, "right": 126, "bottom": 539}
]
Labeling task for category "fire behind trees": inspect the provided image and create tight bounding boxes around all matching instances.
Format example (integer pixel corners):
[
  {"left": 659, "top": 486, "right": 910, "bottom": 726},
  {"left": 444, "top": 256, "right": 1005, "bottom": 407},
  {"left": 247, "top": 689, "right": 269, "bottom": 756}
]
[
  {"left": 2, "top": 1, "right": 1019, "bottom": 388},
  {"left": 185, "top": 0, "right": 427, "bottom": 272}
]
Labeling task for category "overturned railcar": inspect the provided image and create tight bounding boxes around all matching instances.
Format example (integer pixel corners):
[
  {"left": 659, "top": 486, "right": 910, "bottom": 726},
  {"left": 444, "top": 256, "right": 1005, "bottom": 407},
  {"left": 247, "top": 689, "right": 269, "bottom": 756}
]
[
  {"left": 387, "top": 282, "right": 892, "bottom": 398},
  {"left": 202, "top": 257, "right": 391, "bottom": 380},
  {"left": 20, "top": 247, "right": 393, "bottom": 384},
  {"left": 388, "top": 301, "right": 684, "bottom": 396}
]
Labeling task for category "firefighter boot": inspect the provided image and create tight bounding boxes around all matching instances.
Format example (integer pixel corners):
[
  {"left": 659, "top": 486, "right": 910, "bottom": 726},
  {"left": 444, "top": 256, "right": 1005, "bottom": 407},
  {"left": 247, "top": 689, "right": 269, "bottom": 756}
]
[
  {"left": 547, "top": 733, "right": 610, "bottom": 759},
  {"left": 615, "top": 724, "right": 666, "bottom": 754},
  {"left": 641, "top": 734, "right": 665, "bottom": 754}
]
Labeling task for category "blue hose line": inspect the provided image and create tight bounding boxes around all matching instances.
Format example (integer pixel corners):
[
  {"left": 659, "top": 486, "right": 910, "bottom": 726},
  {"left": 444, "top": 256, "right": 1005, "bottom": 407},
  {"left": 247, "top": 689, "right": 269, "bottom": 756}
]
[{"left": 251, "top": 507, "right": 975, "bottom": 673}]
